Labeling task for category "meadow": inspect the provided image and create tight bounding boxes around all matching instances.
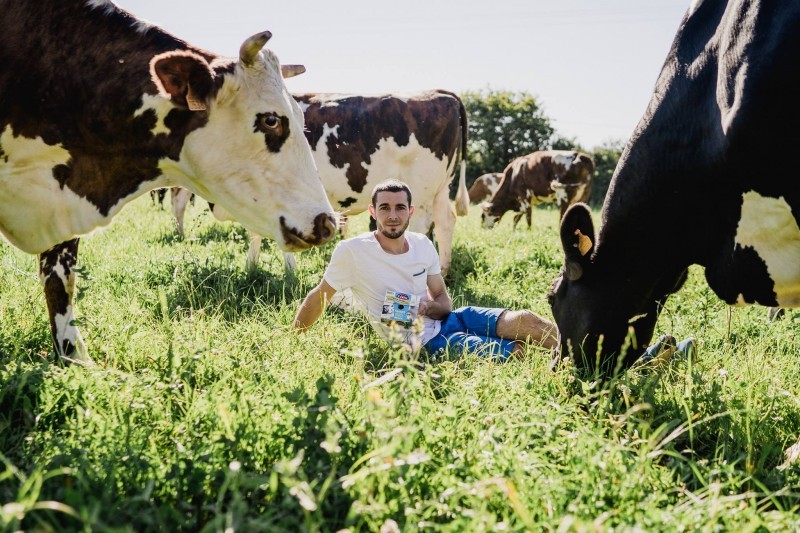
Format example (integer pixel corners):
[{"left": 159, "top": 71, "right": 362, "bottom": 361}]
[{"left": 2, "top": 196, "right": 800, "bottom": 531}]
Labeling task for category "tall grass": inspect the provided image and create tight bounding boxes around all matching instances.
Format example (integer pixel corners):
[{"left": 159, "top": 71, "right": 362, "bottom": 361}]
[{"left": 2, "top": 197, "right": 800, "bottom": 531}]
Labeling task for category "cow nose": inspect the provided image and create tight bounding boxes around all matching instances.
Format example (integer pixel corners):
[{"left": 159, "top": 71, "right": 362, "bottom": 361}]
[
  {"left": 279, "top": 213, "right": 337, "bottom": 250},
  {"left": 315, "top": 212, "right": 337, "bottom": 244}
]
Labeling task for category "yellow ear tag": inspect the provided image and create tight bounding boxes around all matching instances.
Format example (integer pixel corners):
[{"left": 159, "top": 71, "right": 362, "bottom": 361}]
[
  {"left": 574, "top": 229, "right": 592, "bottom": 256},
  {"left": 186, "top": 86, "right": 207, "bottom": 111}
]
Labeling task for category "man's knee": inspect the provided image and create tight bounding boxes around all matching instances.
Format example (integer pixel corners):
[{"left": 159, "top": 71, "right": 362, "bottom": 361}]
[{"left": 496, "top": 308, "right": 557, "bottom": 347}]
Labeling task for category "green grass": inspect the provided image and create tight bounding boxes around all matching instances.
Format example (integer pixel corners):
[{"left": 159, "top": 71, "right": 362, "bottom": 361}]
[{"left": 2, "top": 197, "right": 800, "bottom": 531}]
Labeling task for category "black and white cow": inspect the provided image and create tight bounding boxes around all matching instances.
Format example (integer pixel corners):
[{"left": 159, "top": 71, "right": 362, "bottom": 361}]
[
  {"left": 548, "top": 0, "right": 800, "bottom": 376},
  {"left": 198, "top": 90, "right": 470, "bottom": 275},
  {"left": 0, "top": 1, "right": 336, "bottom": 362}
]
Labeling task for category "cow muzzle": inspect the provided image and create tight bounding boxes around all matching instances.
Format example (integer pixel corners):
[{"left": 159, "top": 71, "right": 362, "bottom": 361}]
[{"left": 280, "top": 212, "right": 337, "bottom": 251}]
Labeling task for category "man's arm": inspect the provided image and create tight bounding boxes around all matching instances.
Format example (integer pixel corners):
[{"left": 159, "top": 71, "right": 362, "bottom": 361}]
[
  {"left": 293, "top": 280, "right": 337, "bottom": 332},
  {"left": 419, "top": 273, "right": 452, "bottom": 319}
]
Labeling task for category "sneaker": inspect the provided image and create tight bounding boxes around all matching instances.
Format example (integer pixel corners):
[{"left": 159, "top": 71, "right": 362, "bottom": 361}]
[
  {"left": 634, "top": 334, "right": 676, "bottom": 367},
  {"left": 675, "top": 337, "right": 696, "bottom": 362}
]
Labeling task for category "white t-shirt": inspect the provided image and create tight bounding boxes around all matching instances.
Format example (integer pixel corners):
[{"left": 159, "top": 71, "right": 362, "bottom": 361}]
[{"left": 323, "top": 231, "right": 443, "bottom": 345}]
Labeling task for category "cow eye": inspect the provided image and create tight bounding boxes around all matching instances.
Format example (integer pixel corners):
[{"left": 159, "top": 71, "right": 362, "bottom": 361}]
[{"left": 254, "top": 113, "right": 283, "bottom": 134}]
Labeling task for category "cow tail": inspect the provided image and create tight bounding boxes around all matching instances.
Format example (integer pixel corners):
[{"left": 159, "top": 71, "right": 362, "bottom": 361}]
[
  {"left": 455, "top": 160, "right": 469, "bottom": 216},
  {"left": 454, "top": 94, "right": 469, "bottom": 216}
]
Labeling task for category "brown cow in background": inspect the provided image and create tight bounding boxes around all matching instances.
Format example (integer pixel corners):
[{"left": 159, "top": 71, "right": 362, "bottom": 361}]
[
  {"left": 468, "top": 172, "right": 504, "bottom": 203},
  {"left": 481, "top": 150, "right": 593, "bottom": 229}
]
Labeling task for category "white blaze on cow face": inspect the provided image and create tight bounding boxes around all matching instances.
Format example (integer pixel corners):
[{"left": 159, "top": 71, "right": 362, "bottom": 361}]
[
  {"left": 735, "top": 190, "right": 800, "bottom": 305},
  {"left": 0, "top": 126, "right": 121, "bottom": 254},
  {"left": 169, "top": 49, "right": 333, "bottom": 252}
]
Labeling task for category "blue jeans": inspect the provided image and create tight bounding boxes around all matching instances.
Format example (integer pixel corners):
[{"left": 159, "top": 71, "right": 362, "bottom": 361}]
[{"left": 424, "top": 306, "right": 516, "bottom": 361}]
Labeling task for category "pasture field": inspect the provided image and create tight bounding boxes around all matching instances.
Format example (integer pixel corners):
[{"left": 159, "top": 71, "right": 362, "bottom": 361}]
[{"left": 2, "top": 196, "right": 800, "bottom": 531}]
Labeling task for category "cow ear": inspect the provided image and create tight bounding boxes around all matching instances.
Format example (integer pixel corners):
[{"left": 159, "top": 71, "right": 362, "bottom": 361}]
[
  {"left": 479, "top": 201, "right": 491, "bottom": 212},
  {"left": 560, "top": 203, "right": 595, "bottom": 281},
  {"left": 281, "top": 64, "right": 306, "bottom": 78},
  {"left": 150, "top": 51, "right": 215, "bottom": 111}
]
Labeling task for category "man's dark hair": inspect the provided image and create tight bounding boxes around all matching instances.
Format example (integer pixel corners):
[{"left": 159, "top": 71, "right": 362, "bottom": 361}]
[{"left": 371, "top": 179, "right": 412, "bottom": 206}]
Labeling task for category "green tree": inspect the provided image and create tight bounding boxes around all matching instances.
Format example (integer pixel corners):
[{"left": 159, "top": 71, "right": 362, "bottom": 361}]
[
  {"left": 589, "top": 139, "right": 625, "bottom": 207},
  {"left": 460, "top": 89, "right": 556, "bottom": 186}
]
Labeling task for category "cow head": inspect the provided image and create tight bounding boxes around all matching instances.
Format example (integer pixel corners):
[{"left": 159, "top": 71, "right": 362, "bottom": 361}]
[
  {"left": 150, "top": 32, "right": 335, "bottom": 252},
  {"left": 480, "top": 201, "right": 504, "bottom": 229},
  {"left": 548, "top": 203, "right": 669, "bottom": 378}
]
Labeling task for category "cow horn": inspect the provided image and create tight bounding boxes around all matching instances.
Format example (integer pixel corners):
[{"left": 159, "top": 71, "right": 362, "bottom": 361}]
[
  {"left": 281, "top": 64, "right": 306, "bottom": 78},
  {"left": 239, "top": 31, "right": 272, "bottom": 67}
]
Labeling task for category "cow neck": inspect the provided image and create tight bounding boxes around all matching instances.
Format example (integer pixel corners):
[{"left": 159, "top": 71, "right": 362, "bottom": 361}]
[{"left": 373, "top": 231, "right": 409, "bottom": 255}]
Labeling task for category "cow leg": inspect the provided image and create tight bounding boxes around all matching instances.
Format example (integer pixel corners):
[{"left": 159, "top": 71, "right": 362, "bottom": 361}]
[
  {"left": 39, "top": 239, "right": 89, "bottom": 362},
  {"left": 431, "top": 187, "right": 456, "bottom": 277},
  {"left": 558, "top": 198, "right": 569, "bottom": 219},
  {"left": 282, "top": 252, "right": 298, "bottom": 271},
  {"left": 526, "top": 205, "right": 532, "bottom": 229},
  {"left": 512, "top": 212, "right": 523, "bottom": 230},
  {"left": 246, "top": 233, "right": 262, "bottom": 269},
  {"left": 170, "top": 187, "right": 193, "bottom": 237}
]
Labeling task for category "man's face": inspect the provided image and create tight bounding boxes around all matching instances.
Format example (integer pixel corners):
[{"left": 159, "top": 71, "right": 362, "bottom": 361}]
[{"left": 370, "top": 190, "right": 414, "bottom": 239}]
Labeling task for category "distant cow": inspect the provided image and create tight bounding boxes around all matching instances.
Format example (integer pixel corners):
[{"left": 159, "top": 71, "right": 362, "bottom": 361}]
[
  {"left": 468, "top": 172, "right": 504, "bottom": 203},
  {"left": 188, "top": 90, "right": 470, "bottom": 275},
  {"left": 549, "top": 0, "right": 800, "bottom": 377},
  {"left": 0, "top": 1, "right": 335, "bottom": 361},
  {"left": 481, "top": 151, "right": 594, "bottom": 229}
]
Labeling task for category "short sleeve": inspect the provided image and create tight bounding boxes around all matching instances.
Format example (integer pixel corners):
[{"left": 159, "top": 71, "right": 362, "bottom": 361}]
[{"left": 323, "top": 242, "right": 355, "bottom": 292}]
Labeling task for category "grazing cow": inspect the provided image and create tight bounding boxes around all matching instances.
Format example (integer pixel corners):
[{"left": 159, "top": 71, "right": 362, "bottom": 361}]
[
  {"left": 481, "top": 151, "right": 594, "bottom": 229},
  {"left": 197, "top": 90, "right": 470, "bottom": 275},
  {"left": 548, "top": 0, "right": 800, "bottom": 377},
  {"left": 0, "top": 1, "right": 336, "bottom": 362},
  {"left": 468, "top": 172, "right": 504, "bottom": 203}
]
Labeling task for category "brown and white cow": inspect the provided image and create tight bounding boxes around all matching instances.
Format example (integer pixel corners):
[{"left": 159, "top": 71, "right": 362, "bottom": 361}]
[
  {"left": 481, "top": 151, "right": 594, "bottom": 229},
  {"left": 468, "top": 172, "right": 504, "bottom": 204},
  {"left": 0, "top": 1, "right": 336, "bottom": 362},
  {"left": 190, "top": 90, "right": 470, "bottom": 275}
]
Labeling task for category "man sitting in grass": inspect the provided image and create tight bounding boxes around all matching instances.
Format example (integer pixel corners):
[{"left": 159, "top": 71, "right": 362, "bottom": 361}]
[{"left": 293, "top": 179, "right": 558, "bottom": 360}]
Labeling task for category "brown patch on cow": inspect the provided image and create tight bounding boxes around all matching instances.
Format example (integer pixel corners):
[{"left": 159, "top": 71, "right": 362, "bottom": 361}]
[
  {"left": 339, "top": 197, "right": 357, "bottom": 208},
  {"left": 1, "top": 1, "right": 220, "bottom": 215}
]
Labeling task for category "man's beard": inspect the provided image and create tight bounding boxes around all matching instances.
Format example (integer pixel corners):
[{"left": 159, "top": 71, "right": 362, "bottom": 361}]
[{"left": 378, "top": 219, "right": 410, "bottom": 239}]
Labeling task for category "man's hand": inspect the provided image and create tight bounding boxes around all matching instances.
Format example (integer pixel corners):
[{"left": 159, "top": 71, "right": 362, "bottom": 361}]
[
  {"left": 293, "top": 280, "right": 337, "bottom": 332},
  {"left": 421, "top": 273, "right": 452, "bottom": 320},
  {"left": 418, "top": 299, "right": 429, "bottom": 317}
]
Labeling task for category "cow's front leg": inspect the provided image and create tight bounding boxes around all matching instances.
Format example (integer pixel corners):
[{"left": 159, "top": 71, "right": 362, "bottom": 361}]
[
  {"left": 512, "top": 212, "right": 523, "bottom": 229},
  {"left": 39, "top": 238, "right": 89, "bottom": 362}
]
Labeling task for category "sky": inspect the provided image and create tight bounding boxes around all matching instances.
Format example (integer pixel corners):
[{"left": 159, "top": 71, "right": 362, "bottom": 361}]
[{"left": 117, "top": 0, "right": 690, "bottom": 150}]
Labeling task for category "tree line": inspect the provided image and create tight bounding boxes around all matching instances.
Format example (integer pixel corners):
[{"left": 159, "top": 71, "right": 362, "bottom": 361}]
[{"left": 459, "top": 88, "right": 624, "bottom": 207}]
